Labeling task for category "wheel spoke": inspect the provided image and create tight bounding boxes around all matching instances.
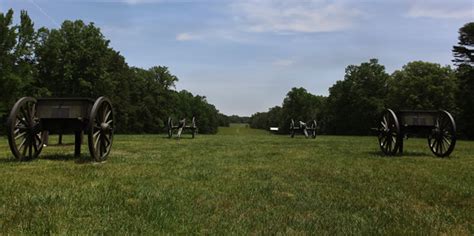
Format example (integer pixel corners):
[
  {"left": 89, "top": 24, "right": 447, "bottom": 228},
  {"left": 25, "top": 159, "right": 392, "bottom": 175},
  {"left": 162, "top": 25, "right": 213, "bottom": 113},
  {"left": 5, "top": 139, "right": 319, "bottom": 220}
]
[
  {"left": 104, "top": 134, "right": 111, "bottom": 146},
  {"left": 382, "top": 137, "right": 387, "bottom": 151},
  {"left": 442, "top": 136, "right": 451, "bottom": 147},
  {"left": 18, "top": 137, "right": 27, "bottom": 151},
  {"left": 18, "top": 118, "right": 28, "bottom": 127},
  {"left": 379, "top": 136, "right": 386, "bottom": 146},
  {"left": 104, "top": 108, "right": 112, "bottom": 122},
  {"left": 35, "top": 133, "right": 43, "bottom": 147},
  {"left": 383, "top": 136, "right": 389, "bottom": 150},
  {"left": 22, "top": 106, "right": 29, "bottom": 123},
  {"left": 28, "top": 141, "right": 33, "bottom": 158},
  {"left": 436, "top": 139, "right": 441, "bottom": 154},
  {"left": 22, "top": 139, "right": 28, "bottom": 157},
  {"left": 15, "top": 131, "right": 27, "bottom": 140},
  {"left": 101, "top": 105, "right": 108, "bottom": 123},
  {"left": 439, "top": 138, "right": 444, "bottom": 154},
  {"left": 94, "top": 133, "right": 101, "bottom": 155},
  {"left": 387, "top": 135, "right": 392, "bottom": 151},
  {"left": 20, "top": 108, "right": 30, "bottom": 124},
  {"left": 100, "top": 138, "right": 106, "bottom": 157},
  {"left": 94, "top": 130, "right": 100, "bottom": 138}
]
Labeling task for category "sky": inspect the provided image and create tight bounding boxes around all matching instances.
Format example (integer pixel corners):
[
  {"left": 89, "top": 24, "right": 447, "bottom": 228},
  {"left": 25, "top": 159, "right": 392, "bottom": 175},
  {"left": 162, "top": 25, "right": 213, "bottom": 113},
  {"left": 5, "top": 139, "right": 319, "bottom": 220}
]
[{"left": 1, "top": 0, "right": 473, "bottom": 116}]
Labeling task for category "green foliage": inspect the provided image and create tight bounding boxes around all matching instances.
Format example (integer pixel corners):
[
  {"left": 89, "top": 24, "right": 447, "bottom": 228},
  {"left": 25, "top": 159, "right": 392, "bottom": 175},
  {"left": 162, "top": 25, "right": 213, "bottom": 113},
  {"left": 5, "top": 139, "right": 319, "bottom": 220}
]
[
  {"left": 387, "top": 61, "right": 458, "bottom": 111},
  {"left": 453, "top": 22, "right": 474, "bottom": 139},
  {"left": 0, "top": 10, "right": 36, "bottom": 109},
  {"left": 0, "top": 9, "right": 220, "bottom": 134},
  {"left": 0, "top": 10, "right": 47, "bottom": 134},
  {"left": 326, "top": 59, "right": 389, "bottom": 135},
  {"left": 217, "top": 113, "right": 230, "bottom": 127},
  {"left": 249, "top": 111, "right": 269, "bottom": 130},
  {"left": 227, "top": 115, "right": 250, "bottom": 124},
  {"left": 453, "top": 22, "right": 474, "bottom": 66},
  {"left": 250, "top": 88, "right": 324, "bottom": 133},
  {"left": 169, "top": 90, "right": 219, "bottom": 134},
  {"left": 36, "top": 20, "right": 116, "bottom": 97},
  {"left": 455, "top": 65, "right": 474, "bottom": 139}
]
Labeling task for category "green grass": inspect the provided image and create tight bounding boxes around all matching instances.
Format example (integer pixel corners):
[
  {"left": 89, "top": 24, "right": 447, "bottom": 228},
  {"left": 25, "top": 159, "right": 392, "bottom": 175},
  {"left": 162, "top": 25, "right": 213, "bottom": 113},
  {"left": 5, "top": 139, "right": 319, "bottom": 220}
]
[{"left": 0, "top": 124, "right": 473, "bottom": 234}]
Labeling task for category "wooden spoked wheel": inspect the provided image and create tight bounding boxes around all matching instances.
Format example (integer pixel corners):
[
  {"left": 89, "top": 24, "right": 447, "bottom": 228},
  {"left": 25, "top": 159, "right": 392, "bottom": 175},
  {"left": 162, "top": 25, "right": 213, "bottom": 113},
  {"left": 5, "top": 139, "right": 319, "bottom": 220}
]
[
  {"left": 167, "top": 117, "right": 173, "bottom": 138},
  {"left": 290, "top": 119, "right": 295, "bottom": 138},
  {"left": 88, "top": 97, "right": 114, "bottom": 162},
  {"left": 191, "top": 117, "right": 196, "bottom": 139},
  {"left": 7, "top": 97, "right": 44, "bottom": 161},
  {"left": 310, "top": 120, "right": 317, "bottom": 139},
  {"left": 428, "top": 110, "right": 456, "bottom": 157},
  {"left": 378, "top": 109, "right": 400, "bottom": 155}
]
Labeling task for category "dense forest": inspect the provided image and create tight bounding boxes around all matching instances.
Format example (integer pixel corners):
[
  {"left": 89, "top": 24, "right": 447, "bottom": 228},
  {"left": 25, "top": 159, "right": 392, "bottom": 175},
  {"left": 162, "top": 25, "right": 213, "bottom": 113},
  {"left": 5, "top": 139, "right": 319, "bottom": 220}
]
[
  {"left": 250, "top": 22, "right": 474, "bottom": 139},
  {"left": 0, "top": 9, "right": 225, "bottom": 134},
  {"left": 1, "top": 10, "right": 473, "bottom": 139}
]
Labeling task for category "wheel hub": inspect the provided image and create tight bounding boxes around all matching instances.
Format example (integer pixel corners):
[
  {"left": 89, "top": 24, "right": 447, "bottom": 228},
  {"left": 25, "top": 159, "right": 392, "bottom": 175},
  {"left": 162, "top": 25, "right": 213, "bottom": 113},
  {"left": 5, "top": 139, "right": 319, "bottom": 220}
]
[{"left": 100, "top": 122, "right": 111, "bottom": 132}]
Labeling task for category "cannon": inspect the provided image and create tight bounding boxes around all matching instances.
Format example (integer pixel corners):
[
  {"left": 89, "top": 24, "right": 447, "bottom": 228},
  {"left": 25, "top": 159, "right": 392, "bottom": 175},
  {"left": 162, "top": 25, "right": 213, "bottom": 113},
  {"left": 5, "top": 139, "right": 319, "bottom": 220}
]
[
  {"left": 167, "top": 117, "right": 197, "bottom": 138},
  {"left": 289, "top": 119, "right": 317, "bottom": 138},
  {"left": 376, "top": 109, "right": 456, "bottom": 157},
  {"left": 6, "top": 97, "right": 114, "bottom": 162}
]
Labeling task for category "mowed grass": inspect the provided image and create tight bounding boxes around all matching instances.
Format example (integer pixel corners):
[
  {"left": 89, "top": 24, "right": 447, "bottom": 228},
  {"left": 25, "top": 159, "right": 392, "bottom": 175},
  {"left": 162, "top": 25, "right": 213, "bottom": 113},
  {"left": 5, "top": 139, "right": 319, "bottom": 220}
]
[{"left": 0, "top": 124, "right": 473, "bottom": 234}]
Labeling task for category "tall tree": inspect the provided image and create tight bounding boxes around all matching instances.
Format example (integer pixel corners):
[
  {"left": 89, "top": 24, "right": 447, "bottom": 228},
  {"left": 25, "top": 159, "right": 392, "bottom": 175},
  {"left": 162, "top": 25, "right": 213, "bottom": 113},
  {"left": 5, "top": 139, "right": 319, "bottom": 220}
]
[
  {"left": 453, "top": 22, "right": 474, "bottom": 66},
  {"left": 0, "top": 9, "right": 17, "bottom": 114},
  {"left": 326, "top": 59, "right": 389, "bottom": 135},
  {"left": 387, "top": 61, "right": 457, "bottom": 111},
  {"left": 453, "top": 22, "right": 474, "bottom": 139},
  {"left": 0, "top": 9, "right": 44, "bottom": 131},
  {"left": 35, "top": 20, "right": 115, "bottom": 97},
  {"left": 279, "top": 88, "right": 325, "bottom": 133}
]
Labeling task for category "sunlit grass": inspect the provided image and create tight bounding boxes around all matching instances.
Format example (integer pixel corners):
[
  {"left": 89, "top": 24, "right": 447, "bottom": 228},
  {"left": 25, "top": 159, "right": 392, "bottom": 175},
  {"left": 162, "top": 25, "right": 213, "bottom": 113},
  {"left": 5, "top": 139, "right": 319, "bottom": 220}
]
[{"left": 0, "top": 124, "right": 472, "bottom": 234}]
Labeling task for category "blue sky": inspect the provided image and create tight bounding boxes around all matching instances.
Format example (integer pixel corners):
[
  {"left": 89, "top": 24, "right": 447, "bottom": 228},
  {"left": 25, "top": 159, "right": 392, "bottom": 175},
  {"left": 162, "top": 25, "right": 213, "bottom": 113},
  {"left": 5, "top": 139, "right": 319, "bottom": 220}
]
[{"left": 1, "top": 0, "right": 473, "bottom": 116}]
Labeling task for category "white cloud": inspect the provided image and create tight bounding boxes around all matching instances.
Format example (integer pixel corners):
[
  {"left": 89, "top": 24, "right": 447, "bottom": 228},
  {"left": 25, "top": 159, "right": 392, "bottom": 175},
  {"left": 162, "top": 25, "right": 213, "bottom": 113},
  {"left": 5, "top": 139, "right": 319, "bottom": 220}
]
[
  {"left": 273, "top": 59, "right": 295, "bottom": 67},
  {"left": 176, "top": 32, "right": 200, "bottom": 41},
  {"left": 407, "top": 1, "right": 474, "bottom": 20},
  {"left": 231, "top": 0, "right": 363, "bottom": 33}
]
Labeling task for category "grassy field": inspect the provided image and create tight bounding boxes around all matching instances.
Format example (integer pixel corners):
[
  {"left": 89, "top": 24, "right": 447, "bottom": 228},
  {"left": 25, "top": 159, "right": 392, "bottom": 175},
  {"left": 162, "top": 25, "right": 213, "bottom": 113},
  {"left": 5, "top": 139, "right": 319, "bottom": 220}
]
[{"left": 0, "top": 124, "right": 473, "bottom": 234}]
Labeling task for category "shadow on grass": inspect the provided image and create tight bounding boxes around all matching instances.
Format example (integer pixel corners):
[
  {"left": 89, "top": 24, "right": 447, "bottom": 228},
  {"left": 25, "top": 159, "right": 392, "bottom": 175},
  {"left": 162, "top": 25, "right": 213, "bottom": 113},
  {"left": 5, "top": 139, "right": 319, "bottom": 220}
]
[
  {"left": 44, "top": 143, "right": 75, "bottom": 147},
  {"left": 0, "top": 158, "right": 20, "bottom": 163},
  {"left": 40, "top": 154, "right": 94, "bottom": 164},
  {"left": 0, "top": 154, "right": 93, "bottom": 164},
  {"left": 160, "top": 136, "right": 196, "bottom": 140},
  {"left": 367, "top": 151, "right": 431, "bottom": 158}
]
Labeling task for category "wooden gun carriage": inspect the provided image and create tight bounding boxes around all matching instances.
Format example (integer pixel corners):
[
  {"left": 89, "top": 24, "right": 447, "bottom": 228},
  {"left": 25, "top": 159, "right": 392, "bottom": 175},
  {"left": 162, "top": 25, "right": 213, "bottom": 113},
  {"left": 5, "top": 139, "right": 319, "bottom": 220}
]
[
  {"left": 289, "top": 119, "right": 317, "bottom": 138},
  {"left": 6, "top": 97, "right": 114, "bottom": 161},
  {"left": 167, "top": 117, "right": 197, "bottom": 138},
  {"left": 377, "top": 109, "right": 456, "bottom": 157}
]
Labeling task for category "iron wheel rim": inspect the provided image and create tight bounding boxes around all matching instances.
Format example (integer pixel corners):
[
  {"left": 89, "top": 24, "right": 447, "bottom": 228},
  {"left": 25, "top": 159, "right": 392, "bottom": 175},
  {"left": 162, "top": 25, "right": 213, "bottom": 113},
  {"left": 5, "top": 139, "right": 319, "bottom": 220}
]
[
  {"left": 7, "top": 97, "right": 43, "bottom": 161},
  {"left": 428, "top": 110, "right": 456, "bottom": 157},
  {"left": 378, "top": 109, "right": 400, "bottom": 156},
  {"left": 88, "top": 97, "right": 114, "bottom": 162}
]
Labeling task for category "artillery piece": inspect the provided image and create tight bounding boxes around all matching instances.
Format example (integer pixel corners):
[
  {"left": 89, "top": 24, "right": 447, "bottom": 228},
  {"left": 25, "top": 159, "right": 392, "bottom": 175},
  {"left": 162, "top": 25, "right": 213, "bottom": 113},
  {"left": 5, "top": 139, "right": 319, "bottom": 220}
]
[
  {"left": 289, "top": 119, "right": 317, "bottom": 138},
  {"left": 167, "top": 117, "right": 197, "bottom": 138},
  {"left": 6, "top": 97, "right": 114, "bottom": 162},
  {"left": 376, "top": 109, "right": 456, "bottom": 157}
]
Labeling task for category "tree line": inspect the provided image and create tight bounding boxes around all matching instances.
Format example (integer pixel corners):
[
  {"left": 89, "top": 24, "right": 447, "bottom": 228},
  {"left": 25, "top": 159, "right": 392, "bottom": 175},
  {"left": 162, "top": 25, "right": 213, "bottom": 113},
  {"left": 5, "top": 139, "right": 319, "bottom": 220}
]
[
  {"left": 0, "top": 9, "right": 221, "bottom": 134},
  {"left": 250, "top": 22, "right": 474, "bottom": 139}
]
